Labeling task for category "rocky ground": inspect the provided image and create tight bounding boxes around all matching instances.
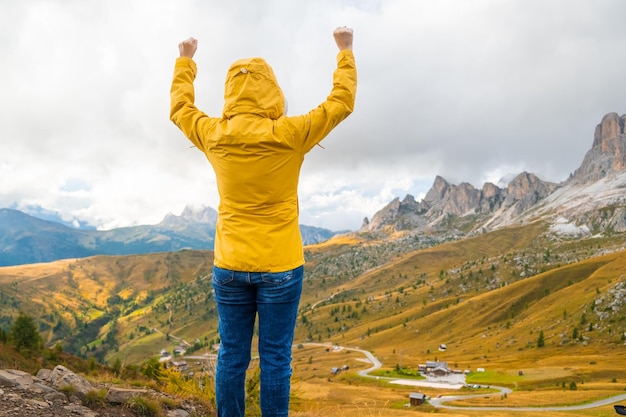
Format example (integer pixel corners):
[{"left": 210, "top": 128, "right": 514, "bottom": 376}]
[{"left": 0, "top": 366, "right": 214, "bottom": 417}]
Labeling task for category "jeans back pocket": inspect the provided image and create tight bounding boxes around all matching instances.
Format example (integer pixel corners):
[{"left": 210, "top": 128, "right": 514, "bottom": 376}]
[{"left": 212, "top": 266, "right": 235, "bottom": 286}]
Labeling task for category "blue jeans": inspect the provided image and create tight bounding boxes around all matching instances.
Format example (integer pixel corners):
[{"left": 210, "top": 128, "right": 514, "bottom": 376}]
[{"left": 212, "top": 265, "right": 303, "bottom": 417}]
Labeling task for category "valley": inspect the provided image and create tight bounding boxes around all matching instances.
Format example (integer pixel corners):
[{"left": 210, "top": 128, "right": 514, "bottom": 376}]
[{"left": 1, "top": 219, "right": 625, "bottom": 416}]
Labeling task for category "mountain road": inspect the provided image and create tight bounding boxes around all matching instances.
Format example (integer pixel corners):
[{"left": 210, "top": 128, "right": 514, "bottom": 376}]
[{"left": 302, "top": 343, "right": 626, "bottom": 412}]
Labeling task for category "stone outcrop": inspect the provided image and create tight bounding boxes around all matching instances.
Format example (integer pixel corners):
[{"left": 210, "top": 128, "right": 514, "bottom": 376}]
[
  {"left": 0, "top": 365, "right": 205, "bottom": 417},
  {"left": 363, "top": 194, "right": 428, "bottom": 232},
  {"left": 503, "top": 172, "right": 557, "bottom": 215},
  {"left": 572, "top": 112, "right": 626, "bottom": 183}
]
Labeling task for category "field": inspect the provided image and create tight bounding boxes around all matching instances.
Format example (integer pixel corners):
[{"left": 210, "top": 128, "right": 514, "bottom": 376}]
[{"left": 287, "top": 345, "right": 626, "bottom": 417}]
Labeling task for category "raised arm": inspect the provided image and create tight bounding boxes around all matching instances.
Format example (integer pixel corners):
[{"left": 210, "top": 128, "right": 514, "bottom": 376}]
[
  {"left": 296, "top": 27, "right": 357, "bottom": 153},
  {"left": 170, "top": 37, "right": 214, "bottom": 151}
]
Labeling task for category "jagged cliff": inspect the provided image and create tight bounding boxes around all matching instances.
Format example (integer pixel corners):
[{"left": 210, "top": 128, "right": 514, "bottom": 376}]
[
  {"left": 361, "top": 112, "right": 626, "bottom": 236},
  {"left": 570, "top": 112, "right": 626, "bottom": 183}
]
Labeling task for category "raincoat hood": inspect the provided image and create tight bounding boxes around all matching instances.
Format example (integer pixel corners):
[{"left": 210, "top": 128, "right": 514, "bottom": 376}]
[{"left": 222, "top": 57, "right": 285, "bottom": 120}]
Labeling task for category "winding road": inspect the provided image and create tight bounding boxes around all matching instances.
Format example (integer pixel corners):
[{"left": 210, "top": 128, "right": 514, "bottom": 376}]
[{"left": 303, "top": 343, "right": 626, "bottom": 412}]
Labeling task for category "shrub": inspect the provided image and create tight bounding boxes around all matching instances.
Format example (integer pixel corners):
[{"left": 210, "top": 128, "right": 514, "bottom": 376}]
[
  {"left": 83, "top": 388, "right": 108, "bottom": 408},
  {"left": 141, "top": 357, "right": 163, "bottom": 381},
  {"left": 158, "top": 368, "right": 215, "bottom": 405},
  {"left": 159, "top": 396, "right": 180, "bottom": 410},
  {"left": 125, "top": 396, "right": 163, "bottom": 417},
  {"left": 59, "top": 384, "right": 78, "bottom": 400}
]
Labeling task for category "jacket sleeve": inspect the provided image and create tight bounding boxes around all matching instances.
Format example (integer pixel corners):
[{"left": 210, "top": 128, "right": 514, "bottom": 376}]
[
  {"left": 169, "top": 57, "right": 214, "bottom": 151},
  {"left": 298, "top": 49, "right": 357, "bottom": 153}
]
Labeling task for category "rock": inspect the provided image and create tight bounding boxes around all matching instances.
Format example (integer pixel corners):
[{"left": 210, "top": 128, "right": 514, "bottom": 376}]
[
  {"left": 594, "top": 112, "right": 624, "bottom": 145},
  {"left": 361, "top": 217, "right": 369, "bottom": 228},
  {"left": 504, "top": 172, "right": 557, "bottom": 215},
  {"left": 43, "top": 365, "right": 93, "bottom": 397},
  {"left": 167, "top": 410, "right": 191, "bottom": 417},
  {"left": 106, "top": 386, "right": 149, "bottom": 404},
  {"left": 62, "top": 403, "right": 99, "bottom": 417},
  {"left": 0, "top": 369, "right": 35, "bottom": 388},
  {"left": 424, "top": 176, "right": 450, "bottom": 204},
  {"left": 573, "top": 112, "right": 626, "bottom": 184},
  {"left": 30, "top": 382, "right": 59, "bottom": 394},
  {"left": 24, "top": 398, "right": 50, "bottom": 409},
  {"left": 36, "top": 368, "right": 52, "bottom": 381},
  {"left": 0, "top": 365, "right": 214, "bottom": 417}
]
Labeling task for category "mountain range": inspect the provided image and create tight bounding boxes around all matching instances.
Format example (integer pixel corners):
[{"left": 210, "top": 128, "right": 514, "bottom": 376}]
[
  {"left": 0, "top": 205, "right": 339, "bottom": 267},
  {"left": 2, "top": 111, "right": 626, "bottom": 267},
  {"left": 361, "top": 112, "right": 626, "bottom": 238}
]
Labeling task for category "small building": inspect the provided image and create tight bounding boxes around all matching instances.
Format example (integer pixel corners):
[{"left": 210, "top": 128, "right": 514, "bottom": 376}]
[
  {"left": 171, "top": 361, "right": 188, "bottom": 371},
  {"left": 418, "top": 361, "right": 450, "bottom": 376},
  {"left": 173, "top": 345, "right": 187, "bottom": 356},
  {"left": 431, "top": 366, "right": 449, "bottom": 377},
  {"left": 409, "top": 392, "right": 425, "bottom": 406}
]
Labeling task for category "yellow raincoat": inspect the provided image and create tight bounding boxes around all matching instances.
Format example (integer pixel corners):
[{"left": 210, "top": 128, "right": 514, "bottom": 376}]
[{"left": 170, "top": 50, "right": 357, "bottom": 272}]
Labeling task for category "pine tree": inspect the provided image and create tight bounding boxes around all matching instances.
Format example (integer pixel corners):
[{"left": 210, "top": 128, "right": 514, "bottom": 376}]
[
  {"left": 537, "top": 330, "right": 545, "bottom": 348},
  {"left": 10, "top": 312, "right": 42, "bottom": 354}
]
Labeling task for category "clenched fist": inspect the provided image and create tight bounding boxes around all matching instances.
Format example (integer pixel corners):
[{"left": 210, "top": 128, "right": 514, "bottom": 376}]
[
  {"left": 179, "top": 37, "right": 198, "bottom": 59},
  {"left": 333, "top": 27, "right": 353, "bottom": 51}
]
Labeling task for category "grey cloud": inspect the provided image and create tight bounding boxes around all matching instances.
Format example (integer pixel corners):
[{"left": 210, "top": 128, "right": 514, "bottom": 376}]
[{"left": 2, "top": 0, "right": 626, "bottom": 231}]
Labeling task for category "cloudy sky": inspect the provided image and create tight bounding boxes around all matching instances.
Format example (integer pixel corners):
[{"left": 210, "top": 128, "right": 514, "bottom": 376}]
[{"left": 1, "top": 0, "right": 625, "bottom": 231}]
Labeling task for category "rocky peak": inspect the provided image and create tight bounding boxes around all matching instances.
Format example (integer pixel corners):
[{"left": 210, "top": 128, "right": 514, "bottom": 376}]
[
  {"left": 179, "top": 205, "right": 218, "bottom": 223},
  {"left": 441, "top": 182, "right": 482, "bottom": 216},
  {"left": 571, "top": 112, "right": 626, "bottom": 184},
  {"left": 160, "top": 205, "right": 218, "bottom": 227},
  {"left": 504, "top": 172, "right": 557, "bottom": 215},
  {"left": 424, "top": 175, "right": 450, "bottom": 204},
  {"left": 593, "top": 112, "right": 626, "bottom": 147},
  {"left": 362, "top": 197, "right": 401, "bottom": 231},
  {"left": 361, "top": 194, "right": 428, "bottom": 232},
  {"left": 481, "top": 182, "right": 500, "bottom": 198}
]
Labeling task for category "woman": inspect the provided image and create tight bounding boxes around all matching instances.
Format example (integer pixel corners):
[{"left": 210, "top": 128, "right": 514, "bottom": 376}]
[{"left": 170, "top": 26, "right": 357, "bottom": 417}]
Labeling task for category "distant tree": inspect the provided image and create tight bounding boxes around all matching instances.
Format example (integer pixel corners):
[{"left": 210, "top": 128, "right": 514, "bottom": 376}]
[
  {"left": 537, "top": 330, "right": 545, "bottom": 348},
  {"left": 111, "top": 357, "right": 123, "bottom": 376},
  {"left": 10, "top": 312, "right": 42, "bottom": 354},
  {"left": 88, "top": 357, "right": 97, "bottom": 373},
  {"left": 572, "top": 327, "right": 579, "bottom": 340},
  {"left": 0, "top": 328, "right": 7, "bottom": 344}
]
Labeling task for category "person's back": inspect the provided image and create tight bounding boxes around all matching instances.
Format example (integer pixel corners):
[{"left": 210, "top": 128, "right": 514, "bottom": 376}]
[{"left": 170, "top": 27, "right": 356, "bottom": 417}]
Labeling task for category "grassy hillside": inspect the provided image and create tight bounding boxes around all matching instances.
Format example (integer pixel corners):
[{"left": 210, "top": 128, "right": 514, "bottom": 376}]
[
  {"left": 1, "top": 221, "right": 625, "bottom": 416},
  {"left": 297, "top": 222, "right": 625, "bottom": 367}
]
